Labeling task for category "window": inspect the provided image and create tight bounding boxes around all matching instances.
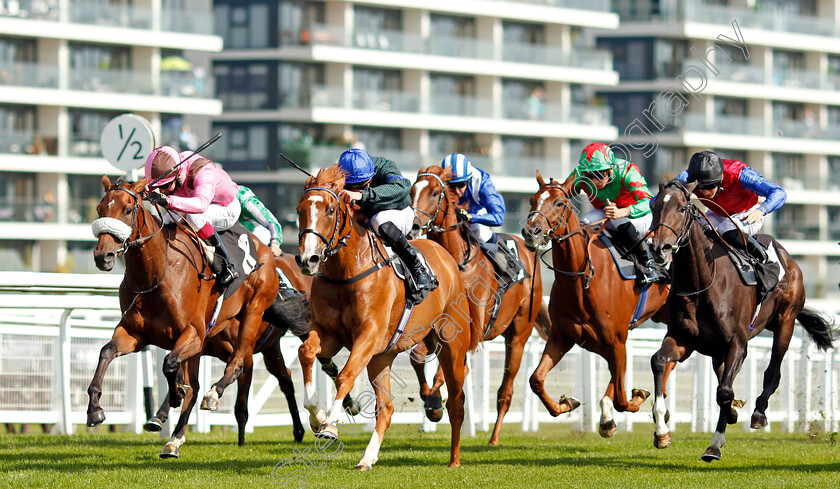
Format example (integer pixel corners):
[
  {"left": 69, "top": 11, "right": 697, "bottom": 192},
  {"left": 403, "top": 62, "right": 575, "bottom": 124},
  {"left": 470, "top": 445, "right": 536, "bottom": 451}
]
[
  {"left": 430, "top": 73, "right": 475, "bottom": 116},
  {"left": 69, "top": 109, "right": 120, "bottom": 157},
  {"left": 502, "top": 137, "right": 545, "bottom": 178},
  {"left": 0, "top": 36, "right": 36, "bottom": 62},
  {"left": 278, "top": 62, "right": 323, "bottom": 109},
  {"left": 502, "top": 21, "right": 544, "bottom": 44},
  {"left": 279, "top": 0, "right": 324, "bottom": 46},
  {"left": 828, "top": 207, "right": 840, "bottom": 242},
  {"left": 0, "top": 104, "right": 37, "bottom": 154},
  {"left": 715, "top": 97, "right": 747, "bottom": 117},
  {"left": 502, "top": 79, "right": 545, "bottom": 120},
  {"left": 429, "top": 132, "right": 474, "bottom": 157},
  {"left": 0, "top": 172, "right": 35, "bottom": 223},
  {"left": 827, "top": 157, "right": 840, "bottom": 191},
  {"left": 352, "top": 126, "right": 401, "bottom": 152},
  {"left": 775, "top": 205, "right": 818, "bottom": 240},
  {"left": 69, "top": 43, "right": 130, "bottom": 70},
  {"left": 354, "top": 6, "right": 401, "bottom": 32},
  {"left": 598, "top": 38, "right": 653, "bottom": 80},
  {"left": 430, "top": 14, "right": 475, "bottom": 57},
  {"left": 353, "top": 68, "right": 403, "bottom": 110},
  {"left": 211, "top": 123, "right": 271, "bottom": 171},
  {"left": 215, "top": 1, "right": 270, "bottom": 49},
  {"left": 67, "top": 175, "right": 106, "bottom": 225},
  {"left": 278, "top": 123, "right": 325, "bottom": 169},
  {"left": 214, "top": 62, "right": 274, "bottom": 110}
]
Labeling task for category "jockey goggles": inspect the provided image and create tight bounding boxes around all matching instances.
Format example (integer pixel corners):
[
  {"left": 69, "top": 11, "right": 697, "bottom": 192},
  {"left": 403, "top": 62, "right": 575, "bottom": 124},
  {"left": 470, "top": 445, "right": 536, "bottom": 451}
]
[
  {"left": 448, "top": 181, "right": 468, "bottom": 189},
  {"left": 583, "top": 169, "right": 612, "bottom": 181}
]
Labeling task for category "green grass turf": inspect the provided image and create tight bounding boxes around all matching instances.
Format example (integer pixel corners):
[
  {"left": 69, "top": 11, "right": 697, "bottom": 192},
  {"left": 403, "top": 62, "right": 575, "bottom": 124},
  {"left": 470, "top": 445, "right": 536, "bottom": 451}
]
[{"left": 1, "top": 423, "right": 838, "bottom": 489}]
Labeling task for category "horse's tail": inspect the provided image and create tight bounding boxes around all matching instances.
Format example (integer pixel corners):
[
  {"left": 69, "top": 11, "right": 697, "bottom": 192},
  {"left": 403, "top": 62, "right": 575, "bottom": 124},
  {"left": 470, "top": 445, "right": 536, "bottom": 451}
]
[
  {"left": 263, "top": 292, "right": 312, "bottom": 338},
  {"left": 796, "top": 307, "right": 836, "bottom": 351},
  {"left": 534, "top": 301, "right": 552, "bottom": 341}
]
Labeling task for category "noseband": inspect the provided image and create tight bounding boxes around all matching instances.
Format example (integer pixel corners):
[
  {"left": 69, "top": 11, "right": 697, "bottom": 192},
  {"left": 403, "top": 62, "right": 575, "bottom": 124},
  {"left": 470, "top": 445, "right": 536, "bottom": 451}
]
[
  {"left": 525, "top": 183, "right": 578, "bottom": 242},
  {"left": 298, "top": 187, "right": 351, "bottom": 261},
  {"left": 414, "top": 173, "right": 463, "bottom": 234},
  {"left": 92, "top": 185, "right": 162, "bottom": 256},
  {"left": 652, "top": 183, "right": 697, "bottom": 254}
]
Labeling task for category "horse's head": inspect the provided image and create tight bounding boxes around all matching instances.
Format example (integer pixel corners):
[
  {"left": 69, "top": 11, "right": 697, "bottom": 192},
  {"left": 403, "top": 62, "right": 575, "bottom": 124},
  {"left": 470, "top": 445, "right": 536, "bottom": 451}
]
[
  {"left": 651, "top": 179, "right": 697, "bottom": 266},
  {"left": 296, "top": 165, "right": 349, "bottom": 276},
  {"left": 92, "top": 175, "right": 148, "bottom": 271},
  {"left": 409, "top": 166, "right": 455, "bottom": 239},
  {"left": 521, "top": 170, "right": 576, "bottom": 251}
]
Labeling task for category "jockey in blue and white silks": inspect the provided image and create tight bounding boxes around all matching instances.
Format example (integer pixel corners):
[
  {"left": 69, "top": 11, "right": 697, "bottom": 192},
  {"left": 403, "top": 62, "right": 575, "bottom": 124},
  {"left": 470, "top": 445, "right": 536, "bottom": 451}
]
[{"left": 440, "top": 153, "right": 506, "bottom": 243}]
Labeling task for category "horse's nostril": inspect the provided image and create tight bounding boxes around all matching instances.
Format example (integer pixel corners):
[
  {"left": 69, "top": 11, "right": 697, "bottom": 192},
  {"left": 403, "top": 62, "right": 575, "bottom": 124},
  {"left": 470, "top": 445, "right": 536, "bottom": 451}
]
[
  {"left": 307, "top": 255, "right": 319, "bottom": 265},
  {"left": 411, "top": 224, "right": 420, "bottom": 231}
]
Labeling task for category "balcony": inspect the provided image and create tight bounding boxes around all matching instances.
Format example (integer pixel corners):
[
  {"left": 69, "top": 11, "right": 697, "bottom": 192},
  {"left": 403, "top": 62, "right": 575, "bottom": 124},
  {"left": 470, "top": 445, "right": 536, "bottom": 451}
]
[
  {"left": 502, "top": 42, "right": 611, "bottom": 70},
  {"left": 0, "top": 130, "right": 57, "bottom": 155},
  {"left": 69, "top": 67, "right": 153, "bottom": 95},
  {"left": 353, "top": 89, "right": 421, "bottom": 113},
  {"left": 615, "top": 0, "right": 838, "bottom": 38},
  {"left": 429, "top": 36, "right": 494, "bottom": 60},
  {"left": 430, "top": 94, "right": 493, "bottom": 118},
  {"left": 505, "top": 101, "right": 611, "bottom": 125},
  {"left": 680, "top": 113, "right": 840, "bottom": 142},
  {"left": 775, "top": 221, "right": 820, "bottom": 241},
  {"left": 69, "top": 1, "right": 152, "bottom": 30},
  {"left": 489, "top": 0, "right": 610, "bottom": 11},
  {"left": 0, "top": 61, "right": 59, "bottom": 89}
]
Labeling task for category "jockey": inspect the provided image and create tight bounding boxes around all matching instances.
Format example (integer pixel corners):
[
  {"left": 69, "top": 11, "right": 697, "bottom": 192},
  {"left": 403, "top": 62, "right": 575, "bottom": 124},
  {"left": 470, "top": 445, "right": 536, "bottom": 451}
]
[
  {"left": 337, "top": 148, "right": 437, "bottom": 303},
  {"left": 237, "top": 185, "right": 283, "bottom": 257},
  {"left": 145, "top": 145, "right": 239, "bottom": 286},
  {"left": 675, "top": 150, "right": 786, "bottom": 263},
  {"left": 440, "top": 153, "right": 514, "bottom": 279},
  {"left": 570, "top": 142, "right": 658, "bottom": 284}
]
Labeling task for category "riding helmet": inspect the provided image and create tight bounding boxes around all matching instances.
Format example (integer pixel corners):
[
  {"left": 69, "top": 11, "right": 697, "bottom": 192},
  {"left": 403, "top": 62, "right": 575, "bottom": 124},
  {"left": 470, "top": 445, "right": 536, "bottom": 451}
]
[
  {"left": 145, "top": 146, "right": 183, "bottom": 187},
  {"left": 577, "top": 143, "right": 615, "bottom": 174},
  {"left": 441, "top": 153, "right": 473, "bottom": 184},
  {"left": 686, "top": 151, "right": 724, "bottom": 188},
  {"left": 338, "top": 148, "right": 376, "bottom": 184}
]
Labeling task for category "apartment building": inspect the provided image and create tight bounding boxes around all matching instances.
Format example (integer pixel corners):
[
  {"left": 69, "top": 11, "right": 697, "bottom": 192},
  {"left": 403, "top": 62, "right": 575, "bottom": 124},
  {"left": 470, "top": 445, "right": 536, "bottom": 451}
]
[{"left": 0, "top": 0, "right": 222, "bottom": 272}]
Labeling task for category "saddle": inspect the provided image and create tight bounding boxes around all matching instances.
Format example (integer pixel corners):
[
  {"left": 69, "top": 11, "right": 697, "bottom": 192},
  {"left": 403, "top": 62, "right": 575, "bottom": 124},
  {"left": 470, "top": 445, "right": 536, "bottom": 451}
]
[
  {"left": 205, "top": 222, "right": 264, "bottom": 296},
  {"left": 715, "top": 233, "right": 783, "bottom": 304},
  {"left": 598, "top": 229, "right": 668, "bottom": 283}
]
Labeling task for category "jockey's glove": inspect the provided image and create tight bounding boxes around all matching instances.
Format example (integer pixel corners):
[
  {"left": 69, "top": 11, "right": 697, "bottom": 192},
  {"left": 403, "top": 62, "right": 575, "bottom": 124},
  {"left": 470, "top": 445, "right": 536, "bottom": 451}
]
[
  {"left": 147, "top": 191, "right": 169, "bottom": 207},
  {"left": 456, "top": 208, "right": 471, "bottom": 222}
]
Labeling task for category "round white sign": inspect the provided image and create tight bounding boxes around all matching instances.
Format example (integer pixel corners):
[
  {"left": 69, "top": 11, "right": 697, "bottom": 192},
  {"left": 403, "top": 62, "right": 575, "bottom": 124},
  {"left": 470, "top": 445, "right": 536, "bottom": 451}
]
[{"left": 100, "top": 114, "right": 156, "bottom": 172}]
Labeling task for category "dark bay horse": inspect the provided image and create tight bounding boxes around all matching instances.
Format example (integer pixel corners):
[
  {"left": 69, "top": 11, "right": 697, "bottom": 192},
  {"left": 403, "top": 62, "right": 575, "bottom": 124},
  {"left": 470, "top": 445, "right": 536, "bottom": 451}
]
[
  {"left": 521, "top": 171, "right": 673, "bottom": 436},
  {"left": 296, "top": 166, "right": 481, "bottom": 469},
  {"left": 144, "top": 255, "right": 360, "bottom": 447},
  {"left": 409, "top": 165, "right": 551, "bottom": 445},
  {"left": 650, "top": 179, "right": 834, "bottom": 461},
  {"left": 89, "top": 176, "right": 278, "bottom": 457}
]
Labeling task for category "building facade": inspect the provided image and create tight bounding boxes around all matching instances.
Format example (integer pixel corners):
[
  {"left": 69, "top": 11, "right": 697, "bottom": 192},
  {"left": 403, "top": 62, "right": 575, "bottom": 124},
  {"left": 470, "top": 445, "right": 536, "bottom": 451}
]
[
  {"left": 211, "top": 0, "right": 619, "bottom": 247},
  {"left": 599, "top": 0, "right": 840, "bottom": 298},
  {"left": 0, "top": 0, "right": 222, "bottom": 272}
]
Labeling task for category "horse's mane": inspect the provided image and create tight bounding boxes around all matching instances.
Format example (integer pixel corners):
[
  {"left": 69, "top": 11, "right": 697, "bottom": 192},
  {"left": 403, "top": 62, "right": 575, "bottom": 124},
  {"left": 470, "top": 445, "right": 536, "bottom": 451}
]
[{"left": 305, "top": 165, "right": 347, "bottom": 191}]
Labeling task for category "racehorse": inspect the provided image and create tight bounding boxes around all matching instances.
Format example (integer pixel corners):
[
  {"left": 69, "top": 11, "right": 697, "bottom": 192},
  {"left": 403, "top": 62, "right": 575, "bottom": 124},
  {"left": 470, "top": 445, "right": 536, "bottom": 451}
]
[
  {"left": 521, "top": 171, "right": 673, "bottom": 436},
  {"left": 649, "top": 179, "right": 834, "bottom": 461},
  {"left": 409, "top": 165, "right": 551, "bottom": 445},
  {"left": 296, "top": 166, "right": 481, "bottom": 469},
  {"left": 89, "top": 176, "right": 278, "bottom": 457},
  {"left": 143, "top": 255, "right": 360, "bottom": 447}
]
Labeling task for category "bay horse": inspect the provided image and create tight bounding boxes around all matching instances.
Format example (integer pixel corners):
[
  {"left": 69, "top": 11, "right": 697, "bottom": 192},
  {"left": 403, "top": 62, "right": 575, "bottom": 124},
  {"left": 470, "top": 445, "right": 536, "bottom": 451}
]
[
  {"left": 409, "top": 165, "right": 551, "bottom": 445},
  {"left": 520, "top": 171, "right": 673, "bottom": 436},
  {"left": 144, "top": 254, "right": 360, "bottom": 446},
  {"left": 296, "top": 166, "right": 480, "bottom": 469},
  {"left": 89, "top": 176, "right": 278, "bottom": 457},
  {"left": 649, "top": 179, "right": 834, "bottom": 461}
]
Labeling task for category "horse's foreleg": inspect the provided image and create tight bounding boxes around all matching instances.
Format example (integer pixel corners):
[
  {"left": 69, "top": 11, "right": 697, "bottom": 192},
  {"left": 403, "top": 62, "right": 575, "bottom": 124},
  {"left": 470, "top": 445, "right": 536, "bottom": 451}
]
[
  {"left": 160, "top": 359, "right": 200, "bottom": 458},
  {"left": 319, "top": 330, "right": 379, "bottom": 437},
  {"left": 87, "top": 326, "right": 142, "bottom": 427},
  {"left": 529, "top": 332, "right": 578, "bottom": 417},
  {"left": 299, "top": 326, "right": 341, "bottom": 433},
  {"left": 603, "top": 340, "right": 650, "bottom": 436},
  {"left": 424, "top": 366, "right": 446, "bottom": 423},
  {"left": 718, "top": 338, "right": 748, "bottom": 426},
  {"left": 489, "top": 324, "right": 529, "bottom": 446},
  {"left": 355, "top": 358, "right": 397, "bottom": 471},
  {"left": 264, "top": 342, "right": 305, "bottom": 443},
  {"left": 435, "top": 325, "right": 469, "bottom": 468},
  {"left": 702, "top": 405, "right": 729, "bottom": 462},
  {"left": 651, "top": 335, "right": 692, "bottom": 449},
  {"left": 164, "top": 328, "right": 203, "bottom": 408},
  {"left": 752, "top": 313, "right": 794, "bottom": 429}
]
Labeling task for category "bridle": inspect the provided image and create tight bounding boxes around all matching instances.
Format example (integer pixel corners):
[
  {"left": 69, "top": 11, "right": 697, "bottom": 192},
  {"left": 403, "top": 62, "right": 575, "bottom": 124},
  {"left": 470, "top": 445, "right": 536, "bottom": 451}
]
[
  {"left": 414, "top": 172, "right": 465, "bottom": 234},
  {"left": 298, "top": 186, "right": 351, "bottom": 261}
]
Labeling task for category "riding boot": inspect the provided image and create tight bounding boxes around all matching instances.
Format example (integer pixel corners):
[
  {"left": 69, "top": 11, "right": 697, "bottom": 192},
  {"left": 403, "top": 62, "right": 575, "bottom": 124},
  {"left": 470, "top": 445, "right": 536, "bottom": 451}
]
[
  {"left": 206, "top": 230, "right": 239, "bottom": 286},
  {"left": 378, "top": 222, "right": 438, "bottom": 304},
  {"left": 722, "top": 229, "right": 767, "bottom": 263},
  {"left": 615, "top": 221, "right": 657, "bottom": 285}
]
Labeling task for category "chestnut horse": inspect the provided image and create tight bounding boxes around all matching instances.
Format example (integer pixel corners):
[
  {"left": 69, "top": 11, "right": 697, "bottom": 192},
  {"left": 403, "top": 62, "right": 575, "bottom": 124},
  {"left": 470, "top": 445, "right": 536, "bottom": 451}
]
[
  {"left": 521, "top": 171, "right": 672, "bottom": 436},
  {"left": 409, "top": 165, "right": 551, "bottom": 445},
  {"left": 89, "top": 176, "right": 278, "bottom": 457},
  {"left": 650, "top": 179, "right": 834, "bottom": 461},
  {"left": 144, "top": 255, "right": 360, "bottom": 446},
  {"left": 296, "top": 166, "right": 480, "bottom": 469}
]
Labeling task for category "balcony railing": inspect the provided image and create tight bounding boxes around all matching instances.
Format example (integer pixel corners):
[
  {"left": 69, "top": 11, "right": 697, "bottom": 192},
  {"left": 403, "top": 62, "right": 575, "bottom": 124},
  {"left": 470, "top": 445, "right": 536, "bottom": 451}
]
[
  {"left": 429, "top": 36, "right": 494, "bottom": 60},
  {"left": 353, "top": 89, "right": 421, "bottom": 113},
  {"left": 489, "top": 0, "right": 611, "bottom": 11},
  {"left": 69, "top": 67, "right": 153, "bottom": 95},
  {"left": 502, "top": 42, "right": 611, "bottom": 70},
  {"left": 68, "top": 1, "right": 152, "bottom": 30},
  {"left": 0, "top": 130, "right": 57, "bottom": 155},
  {"left": 0, "top": 198, "right": 57, "bottom": 223},
  {"left": 775, "top": 222, "right": 820, "bottom": 241},
  {"left": 160, "top": 71, "right": 215, "bottom": 98},
  {"left": 682, "top": 114, "right": 766, "bottom": 136},
  {"left": 0, "top": 61, "right": 59, "bottom": 89},
  {"left": 429, "top": 94, "right": 493, "bottom": 118},
  {"left": 0, "top": 0, "right": 58, "bottom": 21},
  {"left": 615, "top": 0, "right": 838, "bottom": 38},
  {"left": 161, "top": 9, "right": 215, "bottom": 36}
]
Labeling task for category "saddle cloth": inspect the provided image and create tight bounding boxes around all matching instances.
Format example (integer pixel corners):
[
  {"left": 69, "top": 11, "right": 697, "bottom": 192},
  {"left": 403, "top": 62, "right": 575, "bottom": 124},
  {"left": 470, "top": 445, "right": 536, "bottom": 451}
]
[
  {"left": 598, "top": 229, "right": 668, "bottom": 282},
  {"left": 214, "top": 222, "right": 264, "bottom": 296},
  {"left": 721, "top": 233, "right": 784, "bottom": 303}
]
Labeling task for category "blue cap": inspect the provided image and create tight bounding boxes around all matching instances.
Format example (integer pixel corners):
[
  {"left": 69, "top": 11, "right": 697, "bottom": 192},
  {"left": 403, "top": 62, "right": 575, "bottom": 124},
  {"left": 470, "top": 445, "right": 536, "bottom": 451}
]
[
  {"left": 338, "top": 149, "right": 375, "bottom": 184},
  {"left": 441, "top": 153, "right": 473, "bottom": 183}
]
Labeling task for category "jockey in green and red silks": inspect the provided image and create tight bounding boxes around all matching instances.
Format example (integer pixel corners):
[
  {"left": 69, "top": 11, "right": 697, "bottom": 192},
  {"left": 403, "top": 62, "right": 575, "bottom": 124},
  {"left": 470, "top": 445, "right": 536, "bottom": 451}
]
[{"left": 565, "top": 142, "right": 658, "bottom": 284}]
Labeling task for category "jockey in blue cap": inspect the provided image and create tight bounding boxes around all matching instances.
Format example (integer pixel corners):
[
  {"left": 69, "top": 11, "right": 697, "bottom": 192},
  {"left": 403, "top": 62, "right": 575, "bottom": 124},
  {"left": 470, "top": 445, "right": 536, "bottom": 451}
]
[
  {"left": 441, "top": 153, "right": 518, "bottom": 280},
  {"left": 338, "top": 148, "right": 437, "bottom": 303}
]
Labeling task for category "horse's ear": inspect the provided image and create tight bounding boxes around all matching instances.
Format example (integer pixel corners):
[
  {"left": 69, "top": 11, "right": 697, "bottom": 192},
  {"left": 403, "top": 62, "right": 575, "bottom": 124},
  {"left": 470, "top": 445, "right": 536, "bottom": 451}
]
[
  {"left": 304, "top": 175, "right": 315, "bottom": 188},
  {"left": 101, "top": 175, "right": 111, "bottom": 192},
  {"left": 686, "top": 181, "right": 698, "bottom": 195},
  {"left": 658, "top": 178, "right": 668, "bottom": 193},
  {"left": 131, "top": 179, "right": 147, "bottom": 194},
  {"left": 536, "top": 169, "right": 546, "bottom": 186}
]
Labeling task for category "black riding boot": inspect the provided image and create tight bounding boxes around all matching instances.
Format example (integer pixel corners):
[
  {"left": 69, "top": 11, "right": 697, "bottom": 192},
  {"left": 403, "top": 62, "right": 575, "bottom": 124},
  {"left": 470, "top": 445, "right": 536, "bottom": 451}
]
[
  {"left": 206, "top": 230, "right": 238, "bottom": 286},
  {"left": 379, "top": 222, "right": 438, "bottom": 304},
  {"left": 722, "top": 230, "right": 767, "bottom": 263},
  {"left": 615, "top": 221, "right": 657, "bottom": 285}
]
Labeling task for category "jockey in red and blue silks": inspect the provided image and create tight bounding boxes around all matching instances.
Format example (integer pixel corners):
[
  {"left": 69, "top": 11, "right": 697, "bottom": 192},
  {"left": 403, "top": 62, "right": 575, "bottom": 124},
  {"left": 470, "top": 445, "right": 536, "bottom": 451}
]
[{"left": 675, "top": 150, "right": 787, "bottom": 262}]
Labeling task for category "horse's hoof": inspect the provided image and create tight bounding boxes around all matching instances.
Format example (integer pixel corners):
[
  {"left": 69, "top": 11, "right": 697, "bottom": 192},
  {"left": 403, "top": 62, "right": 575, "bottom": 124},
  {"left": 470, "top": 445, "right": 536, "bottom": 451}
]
[
  {"left": 86, "top": 408, "right": 105, "bottom": 427},
  {"left": 343, "top": 397, "right": 361, "bottom": 416},
  {"left": 559, "top": 395, "right": 581, "bottom": 413},
  {"left": 599, "top": 420, "right": 618, "bottom": 438},
  {"left": 728, "top": 399, "right": 746, "bottom": 424},
  {"left": 632, "top": 389, "right": 651, "bottom": 402},
  {"left": 654, "top": 432, "right": 672, "bottom": 449},
  {"left": 143, "top": 417, "right": 163, "bottom": 432},
  {"left": 701, "top": 446, "right": 721, "bottom": 462},
  {"left": 355, "top": 462, "right": 372, "bottom": 471},
  {"left": 309, "top": 410, "right": 326, "bottom": 432},
  {"left": 750, "top": 412, "right": 768, "bottom": 429},
  {"left": 200, "top": 394, "right": 219, "bottom": 412},
  {"left": 293, "top": 426, "right": 305, "bottom": 443},
  {"left": 159, "top": 444, "right": 180, "bottom": 459},
  {"left": 315, "top": 423, "right": 338, "bottom": 441}
]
